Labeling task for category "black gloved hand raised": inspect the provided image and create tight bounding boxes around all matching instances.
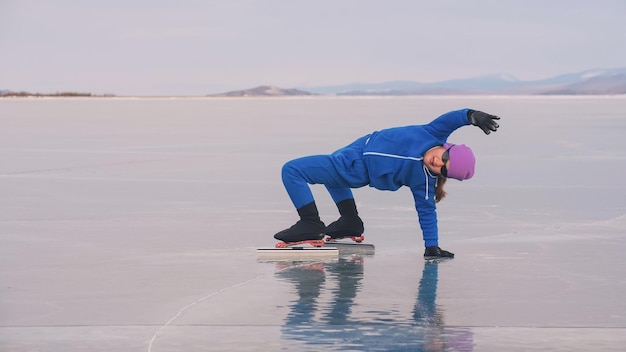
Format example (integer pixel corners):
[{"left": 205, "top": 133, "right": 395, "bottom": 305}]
[{"left": 468, "top": 110, "right": 500, "bottom": 135}]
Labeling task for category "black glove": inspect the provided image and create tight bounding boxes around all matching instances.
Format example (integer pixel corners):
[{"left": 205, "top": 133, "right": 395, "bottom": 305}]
[{"left": 468, "top": 110, "right": 500, "bottom": 135}]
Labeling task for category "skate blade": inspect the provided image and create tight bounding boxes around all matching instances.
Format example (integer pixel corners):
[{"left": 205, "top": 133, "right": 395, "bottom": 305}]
[
  {"left": 323, "top": 239, "right": 375, "bottom": 255},
  {"left": 275, "top": 239, "right": 325, "bottom": 248},
  {"left": 424, "top": 256, "right": 454, "bottom": 263},
  {"left": 257, "top": 246, "right": 339, "bottom": 261}
]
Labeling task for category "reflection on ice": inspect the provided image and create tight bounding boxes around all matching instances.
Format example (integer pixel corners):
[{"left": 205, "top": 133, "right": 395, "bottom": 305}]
[{"left": 275, "top": 255, "right": 473, "bottom": 351}]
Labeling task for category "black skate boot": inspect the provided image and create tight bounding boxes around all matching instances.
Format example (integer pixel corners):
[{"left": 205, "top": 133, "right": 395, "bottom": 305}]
[
  {"left": 324, "top": 199, "right": 364, "bottom": 240},
  {"left": 424, "top": 246, "right": 455, "bottom": 259},
  {"left": 274, "top": 202, "right": 326, "bottom": 244}
]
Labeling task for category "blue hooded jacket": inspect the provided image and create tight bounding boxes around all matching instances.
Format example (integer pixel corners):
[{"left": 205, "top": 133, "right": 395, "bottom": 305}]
[{"left": 360, "top": 109, "right": 471, "bottom": 246}]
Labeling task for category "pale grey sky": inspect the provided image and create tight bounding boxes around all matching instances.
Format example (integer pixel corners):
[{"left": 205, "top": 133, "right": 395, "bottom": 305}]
[{"left": 1, "top": 0, "right": 625, "bottom": 95}]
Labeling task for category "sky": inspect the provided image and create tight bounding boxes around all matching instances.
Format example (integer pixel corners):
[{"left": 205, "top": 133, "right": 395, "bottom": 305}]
[{"left": 1, "top": 0, "right": 625, "bottom": 96}]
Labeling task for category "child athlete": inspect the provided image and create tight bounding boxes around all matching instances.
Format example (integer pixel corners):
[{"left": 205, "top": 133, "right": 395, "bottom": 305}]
[{"left": 275, "top": 109, "right": 500, "bottom": 258}]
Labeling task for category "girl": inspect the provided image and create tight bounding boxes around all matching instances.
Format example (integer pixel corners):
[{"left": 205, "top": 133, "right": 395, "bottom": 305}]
[{"left": 275, "top": 109, "right": 500, "bottom": 258}]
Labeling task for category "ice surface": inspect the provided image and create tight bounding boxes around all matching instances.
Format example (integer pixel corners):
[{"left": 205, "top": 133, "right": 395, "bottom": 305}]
[{"left": 1, "top": 96, "right": 625, "bottom": 351}]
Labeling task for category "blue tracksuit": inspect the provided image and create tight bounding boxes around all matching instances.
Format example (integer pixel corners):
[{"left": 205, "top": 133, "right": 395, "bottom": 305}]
[{"left": 281, "top": 109, "right": 471, "bottom": 247}]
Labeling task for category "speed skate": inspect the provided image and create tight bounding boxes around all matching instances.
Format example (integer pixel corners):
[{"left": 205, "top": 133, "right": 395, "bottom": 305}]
[
  {"left": 256, "top": 235, "right": 374, "bottom": 259},
  {"left": 257, "top": 239, "right": 339, "bottom": 258}
]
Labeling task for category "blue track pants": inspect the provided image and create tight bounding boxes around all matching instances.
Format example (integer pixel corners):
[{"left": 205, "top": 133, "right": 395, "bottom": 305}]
[{"left": 281, "top": 135, "right": 371, "bottom": 209}]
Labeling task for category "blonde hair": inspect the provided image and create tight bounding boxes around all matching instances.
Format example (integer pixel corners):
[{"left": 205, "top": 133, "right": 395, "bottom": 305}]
[{"left": 434, "top": 176, "right": 447, "bottom": 203}]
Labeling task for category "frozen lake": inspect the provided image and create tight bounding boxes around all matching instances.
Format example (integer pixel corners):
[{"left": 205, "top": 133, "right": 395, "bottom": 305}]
[{"left": 1, "top": 96, "right": 625, "bottom": 351}]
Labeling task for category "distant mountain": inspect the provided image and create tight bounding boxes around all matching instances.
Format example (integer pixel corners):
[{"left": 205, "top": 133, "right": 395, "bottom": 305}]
[
  {"left": 301, "top": 67, "right": 626, "bottom": 95},
  {"left": 0, "top": 90, "right": 97, "bottom": 97},
  {"left": 540, "top": 72, "right": 626, "bottom": 95},
  {"left": 210, "top": 85, "right": 315, "bottom": 97}
]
